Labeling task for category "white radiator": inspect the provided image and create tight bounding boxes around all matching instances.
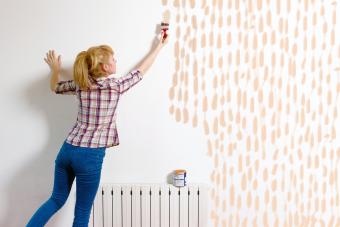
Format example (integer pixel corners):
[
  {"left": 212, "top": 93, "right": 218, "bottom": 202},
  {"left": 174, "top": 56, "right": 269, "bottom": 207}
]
[{"left": 89, "top": 184, "right": 208, "bottom": 227}]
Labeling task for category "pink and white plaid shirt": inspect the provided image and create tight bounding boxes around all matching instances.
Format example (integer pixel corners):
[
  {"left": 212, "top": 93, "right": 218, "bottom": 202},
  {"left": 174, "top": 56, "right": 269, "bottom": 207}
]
[{"left": 55, "top": 70, "right": 143, "bottom": 148}]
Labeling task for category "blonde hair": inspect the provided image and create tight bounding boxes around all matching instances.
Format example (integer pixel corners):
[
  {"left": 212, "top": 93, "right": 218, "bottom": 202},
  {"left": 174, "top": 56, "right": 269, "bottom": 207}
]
[{"left": 73, "top": 45, "right": 114, "bottom": 90}]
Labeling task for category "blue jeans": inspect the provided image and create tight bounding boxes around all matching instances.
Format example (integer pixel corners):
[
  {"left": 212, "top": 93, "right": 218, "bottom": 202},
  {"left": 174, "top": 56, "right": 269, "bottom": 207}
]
[{"left": 26, "top": 141, "right": 106, "bottom": 227}]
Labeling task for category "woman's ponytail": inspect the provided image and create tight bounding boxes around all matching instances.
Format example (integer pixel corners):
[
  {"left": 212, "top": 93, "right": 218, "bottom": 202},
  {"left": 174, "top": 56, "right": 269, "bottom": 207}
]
[{"left": 73, "top": 51, "right": 91, "bottom": 90}]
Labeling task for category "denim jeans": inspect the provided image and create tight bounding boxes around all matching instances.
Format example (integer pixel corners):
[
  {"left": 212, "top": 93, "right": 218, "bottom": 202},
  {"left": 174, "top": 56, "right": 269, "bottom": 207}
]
[{"left": 26, "top": 141, "right": 106, "bottom": 227}]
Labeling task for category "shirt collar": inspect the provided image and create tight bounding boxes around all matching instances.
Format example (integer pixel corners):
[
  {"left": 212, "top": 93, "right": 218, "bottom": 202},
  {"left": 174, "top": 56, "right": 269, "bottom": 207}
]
[{"left": 96, "top": 74, "right": 115, "bottom": 81}]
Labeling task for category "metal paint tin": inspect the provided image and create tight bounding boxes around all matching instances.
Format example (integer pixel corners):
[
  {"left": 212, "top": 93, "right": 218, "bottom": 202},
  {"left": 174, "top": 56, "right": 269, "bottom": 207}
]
[{"left": 173, "top": 169, "right": 187, "bottom": 187}]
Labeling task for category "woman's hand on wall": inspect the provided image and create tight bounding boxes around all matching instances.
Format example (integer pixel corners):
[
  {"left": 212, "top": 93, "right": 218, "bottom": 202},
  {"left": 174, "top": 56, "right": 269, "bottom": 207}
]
[
  {"left": 44, "top": 50, "right": 61, "bottom": 92},
  {"left": 44, "top": 50, "right": 61, "bottom": 73}
]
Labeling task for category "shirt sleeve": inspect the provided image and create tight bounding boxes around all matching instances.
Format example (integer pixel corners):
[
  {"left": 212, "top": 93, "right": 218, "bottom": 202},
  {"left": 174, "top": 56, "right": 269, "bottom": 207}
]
[
  {"left": 55, "top": 80, "right": 77, "bottom": 95},
  {"left": 116, "top": 70, "right": 143, "bottom": 94}
]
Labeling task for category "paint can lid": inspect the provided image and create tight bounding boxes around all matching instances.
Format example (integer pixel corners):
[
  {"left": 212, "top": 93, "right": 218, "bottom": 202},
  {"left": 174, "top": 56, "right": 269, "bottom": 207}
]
[{"left": 174, "top": 169, "right": 186, "bottom": 174}]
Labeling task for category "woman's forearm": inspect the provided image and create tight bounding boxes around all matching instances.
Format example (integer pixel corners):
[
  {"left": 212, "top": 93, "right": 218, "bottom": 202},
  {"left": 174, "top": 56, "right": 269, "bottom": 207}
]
[
  {"left": 50, "top": 70, "right": 60, "bottom": 92},
  {"left": 136, "top": 30, "right": 168, "bottom": 75},
  {"left": 44, "top": 50, "right": 62, "bottom": 92},
  {"left": 137, "top": 44, "right": 162, "bottom": 75}
]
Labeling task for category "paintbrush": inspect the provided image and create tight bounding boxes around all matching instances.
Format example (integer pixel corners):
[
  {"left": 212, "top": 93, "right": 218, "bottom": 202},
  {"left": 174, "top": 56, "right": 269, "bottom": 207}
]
[{"left": 161, "top": 10, "right": 170, "bottom": 41}]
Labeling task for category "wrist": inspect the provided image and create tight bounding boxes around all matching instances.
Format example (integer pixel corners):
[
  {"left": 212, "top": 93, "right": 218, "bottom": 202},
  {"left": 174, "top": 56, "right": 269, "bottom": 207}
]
[
  {"left": 51, "top": 68, "right": 60, "bottom": 74},
  {"left": 156, "top": 43, "right": 163, "bottom": 51}
]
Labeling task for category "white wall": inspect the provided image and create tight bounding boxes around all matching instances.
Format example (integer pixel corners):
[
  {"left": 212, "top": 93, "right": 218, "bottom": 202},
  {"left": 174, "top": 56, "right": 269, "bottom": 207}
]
[{"left": 0, "top": 0, "right": 212, "bottom": 226}]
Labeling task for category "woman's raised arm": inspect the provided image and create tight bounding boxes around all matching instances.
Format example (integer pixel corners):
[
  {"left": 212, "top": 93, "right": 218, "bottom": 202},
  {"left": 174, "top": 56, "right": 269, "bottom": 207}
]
[
  {"left": 136, "top": 30, "right": 169, "bottom": 75},
  {"left": 44, "top": 50, "right": 61, "bottom": 92}
]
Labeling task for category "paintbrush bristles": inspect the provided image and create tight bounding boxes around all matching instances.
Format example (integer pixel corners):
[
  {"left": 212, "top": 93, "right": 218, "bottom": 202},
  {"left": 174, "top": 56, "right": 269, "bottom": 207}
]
[{"left": 162, "top": 10, "right": 171, "bottom": 23}]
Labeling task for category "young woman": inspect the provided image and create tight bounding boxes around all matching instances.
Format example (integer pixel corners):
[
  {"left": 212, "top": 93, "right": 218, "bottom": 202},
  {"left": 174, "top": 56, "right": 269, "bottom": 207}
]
[{"left": 26, "top": 30, "right": 168, "bottom": 227}]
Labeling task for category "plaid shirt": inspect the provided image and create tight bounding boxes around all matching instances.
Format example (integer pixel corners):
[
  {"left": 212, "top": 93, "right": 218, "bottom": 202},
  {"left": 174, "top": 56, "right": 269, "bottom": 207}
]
[{"left": 55, "top": 70, "right": 142, "bottom": 148}]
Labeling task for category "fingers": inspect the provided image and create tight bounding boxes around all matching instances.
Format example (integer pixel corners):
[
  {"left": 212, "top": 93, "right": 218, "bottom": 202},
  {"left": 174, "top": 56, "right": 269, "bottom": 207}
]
[
  {"left": 163, "top": 35, "right": 169, "bottom": 44},
  {"left": 44, "top": 52, "right": 49, "bottom": 63},
  {"left": 161, "top": 32, "right": 169, "bottom": 44},
  {"left": 45, "top": 50, "right": 52, "bottom": 64},
  {"left": 44, "top": 50, "right": 61, "bottom": 70},
  {"left": 50, "top": 50, "right": 57, "bottom": 62},
  {"left": 45, "top": 50, "right": 56, "bottom": 59},
  {"left": 44, "top": 50, "right": 61, "bottom": 62},
  {"left": 160, "top": 30, "right": 169, "bottom": 45}
]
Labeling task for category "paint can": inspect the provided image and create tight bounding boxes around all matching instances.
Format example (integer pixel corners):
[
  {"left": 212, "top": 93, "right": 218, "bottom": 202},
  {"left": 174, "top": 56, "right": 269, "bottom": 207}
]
[{"left": 173, "top": 169, "right": 187, "bottom": 187}]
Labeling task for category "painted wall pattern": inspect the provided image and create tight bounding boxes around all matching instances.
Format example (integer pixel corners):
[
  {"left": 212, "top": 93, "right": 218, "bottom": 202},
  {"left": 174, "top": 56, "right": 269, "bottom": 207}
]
[{"left": 162, "top": 0, "right": 340, "bottom": 226}]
